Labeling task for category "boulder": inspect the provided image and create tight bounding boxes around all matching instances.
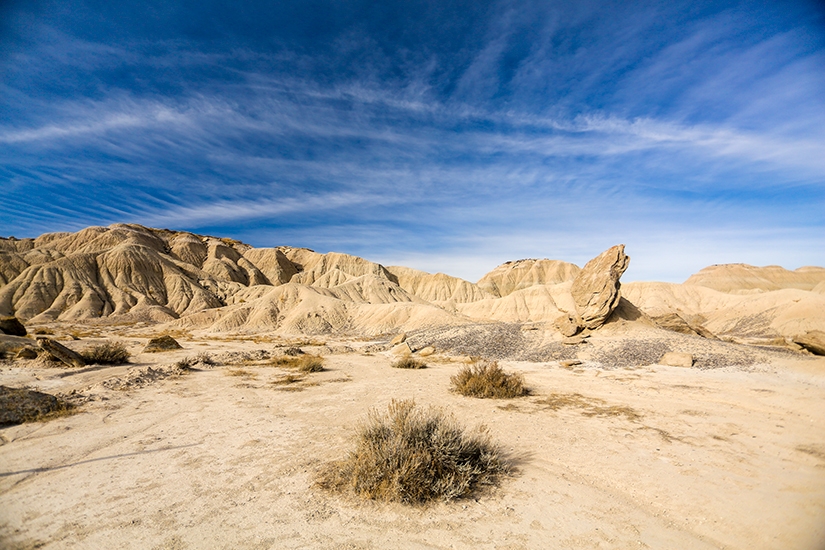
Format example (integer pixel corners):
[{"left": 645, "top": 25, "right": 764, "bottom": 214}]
[
  {"left": 0, "top": 385, "right": 69, "bottom": 425},
  {"left": 36, "top": 337, "right": 85, "bottom": 368},
  {"left": 143, "top": 335, "right": 183, "bottom": 353},
  {"left": 562, "top": 335, "right": 587, "bottom": 345},
  {"left": 391, "top": 342, "right": 412, "bottom": 356},
  {"left": 0, "top": 316, "right": 27, "bottom": 337},
  {"left": 554, "top": 313, "right": 581, "bottom": 337},
  {"left": 417, "top": 346, "right": 435, "bottom": 357},
  {"left": 659, "top": 352, "right": 693, "bottom": 368},
  {"left": 793, "top": 331, "right": 825, "bottom": 356},
  {"left": 571, "top": 245, "right": 630, "bottom": 330},
  {"left": 389, "top": 333, "right": 407, "bottom": 346}
]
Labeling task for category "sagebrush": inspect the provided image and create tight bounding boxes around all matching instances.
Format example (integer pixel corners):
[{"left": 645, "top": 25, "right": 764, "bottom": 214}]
[
  {"left": 391, "top": 357, "right": 426, "bottom": 369},
  {"left": 317, "top": 399, "right": 508, "bottom": 504},
  {"left": 271, "top": 354, "right": 324, "bottom": 372},
  {"left": 450, "top": 359, "right": 527, "bottom": 399},
  {"left": 81, "top": 341, "right": 130, "bottom": 365}
]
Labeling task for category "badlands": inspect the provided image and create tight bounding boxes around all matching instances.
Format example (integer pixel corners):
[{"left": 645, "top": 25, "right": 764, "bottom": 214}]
[{"left": 1, "top": 223, "right": 824, "bottom": 549}]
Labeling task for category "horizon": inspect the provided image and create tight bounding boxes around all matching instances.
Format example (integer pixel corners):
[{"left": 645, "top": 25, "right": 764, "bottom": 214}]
[{"left": 2, "top": 0, "right": 824, "bottom": 283}]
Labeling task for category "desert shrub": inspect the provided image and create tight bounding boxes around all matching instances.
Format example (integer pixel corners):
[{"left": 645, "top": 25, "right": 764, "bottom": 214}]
[
  {"left": 33, "top": 328, "right": 54, "bottom": 335},
  {"left": 391, "top": 357, "right": 427, "bottom": 369},
  {"left": 176, "top": 352, "right": 215, "bottom": 369},
  {"left": 318, "top": 400, "right": 507, "bottom": 504},
  {"left": 81, "top": 341, "right": 130, "bottom": 365},
  {"left": 450, "top": 360, "right": 527, "bottom": 399},
  {"left": 271, "top": 354, "right": 324, "bottom": 372}
]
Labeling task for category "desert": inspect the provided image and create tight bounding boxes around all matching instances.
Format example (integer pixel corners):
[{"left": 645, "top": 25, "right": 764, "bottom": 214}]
[{"left": 1, "top": 224, "right": 824, "bottom": 549}]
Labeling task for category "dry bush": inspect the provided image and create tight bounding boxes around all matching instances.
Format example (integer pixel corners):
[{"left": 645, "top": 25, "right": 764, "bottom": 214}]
[
  {"left": 270, "top": 354, "right": 325, "bottom": 372},
  {"left": 81, "top": 341, "right": 130, "bottom": 365},
  {"left": 176, "top": 352, "right": 215, "bottom": 369},
  {"left": 391, "top": 357, "right": 427, "bottom": 369},
  {"left": 317, "top": 400, "right": 508, "bottom": 504},
  {"left": 450, "top": 360, "right": 527, "bottom": 399}
]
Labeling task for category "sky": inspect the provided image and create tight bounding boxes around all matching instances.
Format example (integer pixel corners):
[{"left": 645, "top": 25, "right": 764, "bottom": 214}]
[{"left": 1, "top": 0, "right": 824, "bottom": 283}]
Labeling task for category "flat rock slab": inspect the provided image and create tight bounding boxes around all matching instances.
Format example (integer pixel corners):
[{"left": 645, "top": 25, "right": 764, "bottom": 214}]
[
  {"left": 0, "top": 385, "right": 69, "bottom": 425},
  {"left": 793, "top": 331, "right": 825, "bottom": 356},
  {"left": 389, "top": 333, "right": 407, "bottom": 346},
  {"left": 659, "top": 352, "right": 694, "bottom": 368},
  {"left": 37, "top": 337, "right": 85, "bottom": 368}
]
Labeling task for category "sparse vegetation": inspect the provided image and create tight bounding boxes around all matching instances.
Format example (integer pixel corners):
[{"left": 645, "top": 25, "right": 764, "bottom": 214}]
[
  {"left": 33, "top": 328, "right": 54, "bottom": 335},
  {"left": 227, "top": 368, "right": 256, "bottom": 378},
  {"left": 535, "top": 393, "right": 641, "bottom": 421},
  {"left": 176, "top": 352, "right": 215, "bottom": 369},
  {"left": 450, "top": 360, "right": 527, "bottom": 399},
  {"left": 317, "top": 399, "right": 508, "bottom": 504},
  {"left": 80, "top": 341, "right": 131, "bottom": 365},
  {"left": 391, "top": 357, "right": 427, "bottom": 369},
  {"left": 270, "top": 354, "right": 325, "bottom": 372}
]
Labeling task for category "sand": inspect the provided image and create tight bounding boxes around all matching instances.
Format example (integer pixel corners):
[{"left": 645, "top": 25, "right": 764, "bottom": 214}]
[{"left": 1, "top": 331, "right": 824, "bottom": 550}]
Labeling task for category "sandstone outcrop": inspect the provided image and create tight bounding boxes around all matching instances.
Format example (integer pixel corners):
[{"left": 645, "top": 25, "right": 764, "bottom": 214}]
[
  {"left": 144, "top": 335, "right": 184, "bottom": 353},
  {"left": 37, "top": 338, "right": 85, "bottom": 368},
  {"left": 570, "top": 245, "right": 630, "bottom": 330},
  {"left": 477, "top": 259, "right": 580, "bottom": 297},
  {"left": 685, "top": 264, "right": 825, "bottom": 293},
  {"left": 793, "top": 331, "right": 825, "bottom": 356},
  {"left": 0, "top": 316, "right": 26, "bottom": 336}
]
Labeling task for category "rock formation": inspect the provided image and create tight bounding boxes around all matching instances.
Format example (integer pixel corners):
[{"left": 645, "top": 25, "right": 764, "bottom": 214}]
[
  {"left": 793, "top": 331, "right": 825, "bottom": 356},
  {"left": 476, "top": 259, "right": 580, "bottom": 297},
  {"left": 37, "top": 338, "right": 85, "bottom": 368},
  {"left": 0, "top": 316, "right": 26, "bottom": 336},
  {"left": 1, "top": 226, "right": 823, "bottom": 345},
  {"left": 570, "top": 245, "right": 630, "bottom": 330}
]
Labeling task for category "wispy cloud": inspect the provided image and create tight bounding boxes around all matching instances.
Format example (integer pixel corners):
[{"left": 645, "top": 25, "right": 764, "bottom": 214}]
[{"left": 0, "top": 0, "right": 823, "bottom": 281}]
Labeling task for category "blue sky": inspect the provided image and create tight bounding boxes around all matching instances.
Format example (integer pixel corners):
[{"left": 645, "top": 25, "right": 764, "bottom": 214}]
[{"left": 1, "top": 0, "right": 823, "bottom": 282}]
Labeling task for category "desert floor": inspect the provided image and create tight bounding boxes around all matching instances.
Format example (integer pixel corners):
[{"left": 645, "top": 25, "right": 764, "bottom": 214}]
[{"left": 1, "top": 332, "right": 824, "bottom": 550}]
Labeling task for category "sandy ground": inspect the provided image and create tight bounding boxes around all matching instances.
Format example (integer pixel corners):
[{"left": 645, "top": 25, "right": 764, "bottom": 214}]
[{"left": 1, "top": 333, "right": 825, "bottom": 550}]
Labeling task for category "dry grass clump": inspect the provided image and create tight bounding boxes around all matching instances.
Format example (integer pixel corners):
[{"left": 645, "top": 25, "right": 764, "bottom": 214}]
[
  {"left": 391, "top": 357, "right": 427, "bottom": 369},
  {"left": 80, "top": 341, "right": 130, "bottom": 365},
  {"left": 317, "top": 400, "right": 508, "bottom": 504},
  {"left": 270, "top": 354, "right": 325, "bottom": 373},
  {"left": 450, "top": 360, "right": 527, "bottom": 399},
  {"left": 176, "top": 352, "right": 215, "bottom": 369}
]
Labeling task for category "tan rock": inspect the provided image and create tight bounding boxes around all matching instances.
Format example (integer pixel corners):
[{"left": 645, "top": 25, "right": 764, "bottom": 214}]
[
  {"left": 562, "top": 335, "right": 588, "bottom": 345},
  {"left": 144, "top": 335, "right": 183, "bottom": 353},
  {"left": 659, "top": 352, "right": 693, "bottom": 368},
  {"left": 571, "top": 245, "right": 630, "bottom": 330},
  {"left": 417, "top": 346, "right": 435, "bottom": 357},
  {"left": 555, "top": 313, "right": 581, "bottom": 337},
  {"left": 559, "top": 359, "right": 582, "bottom": 368},
  {"left": 389, "top": 333, "right": 407, "bottom": 346},
  {"left": 391, "top": 342, "right": 412, "bottom": 356},
  {"left": 37, "top": 337, "right": 85, "bottom": 368},
  {"left": 793, "top": 331, "right": 825, "bottom": 356},
  {"left": 0, "top": 316, "right": 26, "bottom": 336}
]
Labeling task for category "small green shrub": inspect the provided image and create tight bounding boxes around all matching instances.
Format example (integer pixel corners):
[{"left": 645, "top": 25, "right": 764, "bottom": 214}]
[
  {"left": 450, "top": 360, "right": 527, "bottom": 399},
  {"left": 391, "top": 357, "right": 426, "bottom": 369},
  {"left": 317, "top": 400, "right": 507, "bottom": 504},
  {"left": 81, "top": 341, "right": 130, "bottom": 365}
]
